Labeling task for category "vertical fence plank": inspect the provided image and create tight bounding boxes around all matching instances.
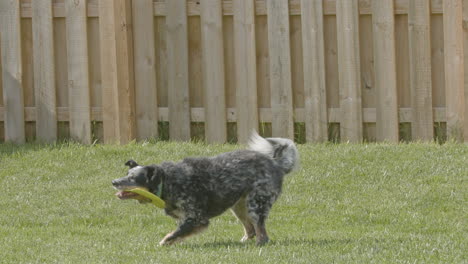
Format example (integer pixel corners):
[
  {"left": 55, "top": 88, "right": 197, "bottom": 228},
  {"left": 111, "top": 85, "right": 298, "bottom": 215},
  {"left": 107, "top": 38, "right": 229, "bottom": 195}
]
[
  {"left": 21, "top": 18, "right": 35, "bottom": 141},
  {"left": 32, "top": 0, "right": 57, "bottom": 142},
  {"left": 256, "top": 16, "right": 271, "bottom": 121},
  {"left": 372, "top": 0, "right": 399, "bottom": 142},
  {"left": 201, "top": 0, "right": 227, "bottom": 143},
  {"left": 267, "top": 0, "right": 294, "bottom": 139},
  {"left": 65, "top": 0, "right": 91, "bottom": 144},
  {"left": 360, "top": 15, "right": 376, "bottom": 141},
  {"left": 99, "top": 0, "right": 118, "bottom": 143},
  {"left": 133, "top": 0, "right": 158, "bottom": 141},
  {"left": 166, "top": 0, "right": 191, "bottom": 141},
  {"left": 336, "top": 0, "right": 363, "bottom": 142},
  {"left": 431, "top": 16, "right": 445, "bottom": 111},
  {"left": 301, "top": 0, "right": 328, "bottom": 143},
  {"left": 463, "top": 0, "right": 468, "bottom": 142},
  {"left": 324, "top": 16, "right": 340, "bottom": 109},
  {"left": 114, "top": 0, "right": 136, "bottom": 144},
  {"left": 0, "top": 0, "right": 25, "bottom": 143},
  {"left": 233, "top": 0, "right": 258, "bottom": 143},
  {"left": 443, "top": 0, "right": 465, "bottom": 142},
  {"left": 99, "top": 0, "right": 136, "bottom": 144},
  {"left": 408, "top": 0, "right": 434, "bottom": 141}
]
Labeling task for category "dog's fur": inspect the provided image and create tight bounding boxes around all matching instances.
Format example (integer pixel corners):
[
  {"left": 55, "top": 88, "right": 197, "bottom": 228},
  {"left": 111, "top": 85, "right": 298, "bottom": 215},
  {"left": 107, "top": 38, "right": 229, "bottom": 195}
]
[{"left": 112, "top": 132, "right": 299, "bottom": 246}]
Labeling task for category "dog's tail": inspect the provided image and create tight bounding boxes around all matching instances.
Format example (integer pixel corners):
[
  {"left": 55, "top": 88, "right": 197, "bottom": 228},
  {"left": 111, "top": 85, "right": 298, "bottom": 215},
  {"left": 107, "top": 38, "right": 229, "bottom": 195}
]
[{"left": 248, "top": 131, "right": 299, "bottom": 174}]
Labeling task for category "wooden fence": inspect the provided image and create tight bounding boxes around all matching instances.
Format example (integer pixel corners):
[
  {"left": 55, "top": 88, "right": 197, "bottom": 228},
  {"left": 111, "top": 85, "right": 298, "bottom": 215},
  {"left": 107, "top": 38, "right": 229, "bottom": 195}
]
[{"left": 0, "top": 0, "right": 467, "bottom": 144}]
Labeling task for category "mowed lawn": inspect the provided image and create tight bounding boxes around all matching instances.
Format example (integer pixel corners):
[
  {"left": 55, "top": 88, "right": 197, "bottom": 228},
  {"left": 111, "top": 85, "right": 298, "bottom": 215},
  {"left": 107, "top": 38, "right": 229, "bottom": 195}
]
[{"left": 0, "top": 141, "right": 466, "bottom": 263}]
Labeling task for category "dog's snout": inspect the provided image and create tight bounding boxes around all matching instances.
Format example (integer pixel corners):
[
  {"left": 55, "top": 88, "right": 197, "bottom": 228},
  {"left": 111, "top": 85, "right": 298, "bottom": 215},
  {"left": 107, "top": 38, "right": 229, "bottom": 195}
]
[{"left": 112, "top": 179, "right": 119, "bottom": 186}]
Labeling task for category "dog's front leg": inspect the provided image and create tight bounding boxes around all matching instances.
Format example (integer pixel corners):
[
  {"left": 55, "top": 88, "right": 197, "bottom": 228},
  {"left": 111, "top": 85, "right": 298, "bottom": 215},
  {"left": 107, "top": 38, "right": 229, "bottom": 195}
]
[{"left": 159, "top": 218, "right": 209, "bottom": 246}]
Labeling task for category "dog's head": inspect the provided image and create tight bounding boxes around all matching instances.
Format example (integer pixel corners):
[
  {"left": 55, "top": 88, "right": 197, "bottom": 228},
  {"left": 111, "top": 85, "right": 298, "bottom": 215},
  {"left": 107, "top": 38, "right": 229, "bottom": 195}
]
[{"left": 112, "top": 160, "right": 165, "bottom": 201}]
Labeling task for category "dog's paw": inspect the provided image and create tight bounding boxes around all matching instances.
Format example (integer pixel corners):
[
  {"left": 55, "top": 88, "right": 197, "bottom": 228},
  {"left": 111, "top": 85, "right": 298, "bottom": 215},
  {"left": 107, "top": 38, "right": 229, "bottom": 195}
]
[
  {"left": 256, "top": 236, "right": 269, "bottom": 246},
  {"left": 159, "top": 240, "right": 170, "bottom": 246},
  {"left": 240, "top": 236, "right": 250, "bottom": 243},
  {"left": 240, "top": 234, "right": 255, "bottom": 243},
  {"left": 159, "top": 231, "right": 177, "bottom": 246},
  {"left": 159, "top": 238, "right": 180, "bottom": 246}
]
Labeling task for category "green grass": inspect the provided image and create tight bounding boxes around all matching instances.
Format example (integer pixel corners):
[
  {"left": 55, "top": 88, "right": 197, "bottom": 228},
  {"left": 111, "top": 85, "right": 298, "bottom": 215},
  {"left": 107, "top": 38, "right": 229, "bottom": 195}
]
[{"left": 0, "top": 142, "right": 466, "bottom": 263}]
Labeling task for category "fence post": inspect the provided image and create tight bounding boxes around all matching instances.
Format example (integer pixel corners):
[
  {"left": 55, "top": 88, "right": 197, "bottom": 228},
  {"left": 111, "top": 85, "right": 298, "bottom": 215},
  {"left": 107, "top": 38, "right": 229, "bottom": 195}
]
[
  {"left": 267, "top": 0, "right": 294, "bottom": 140},
  {"left": 66, "top": 0, "right": 92, "bottom": 144},
  {"left": 301, "top": 0, "right": 328, "bottom": 143},
  {"left": 408, "top": 0, "right": 434, "bottom": 141},
  {"left": 336, "top": 0, "right": 363, "bottom": 143},
  {"left": 463, "top": 0, "right": 468, "bottom": 142},
  {"left": 372, "top": 0, "right": 399, "bottom": 142},
  {"left": 132, "top": 0, "right": 159, "bottom": 141},
  {"left": 99, "top": 0, "right": 136, "bottom": 144},
  {"left": 443, "top": 0, "right": 465, "bottom": 142},
  {"left": 233, "top": 0, "right": 258, "bottom": 143},
  {"left": 32, "top": 0, "right": 57, "bottom": 143},
  {"left": 0, "top": 0, "right": 25, "bottom": 143},
  {"left": 201, "top": 0, "right": 227, "bottom": 143},
  {"left": 166, "top": 0, "right": 191, "bottom": 141}
]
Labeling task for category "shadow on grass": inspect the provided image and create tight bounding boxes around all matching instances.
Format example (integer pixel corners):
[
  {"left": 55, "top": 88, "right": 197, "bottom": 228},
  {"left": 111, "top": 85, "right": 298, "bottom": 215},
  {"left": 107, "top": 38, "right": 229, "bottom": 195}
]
[{"left": 184, "top": 238, "right": 355, "bottom": 249}]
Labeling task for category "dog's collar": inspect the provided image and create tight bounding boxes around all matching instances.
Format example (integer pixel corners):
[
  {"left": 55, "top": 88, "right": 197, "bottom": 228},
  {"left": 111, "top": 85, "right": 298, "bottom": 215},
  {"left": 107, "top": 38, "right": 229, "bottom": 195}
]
[{"left": 154, "top": 180, "right": 163, "bottom": 198}]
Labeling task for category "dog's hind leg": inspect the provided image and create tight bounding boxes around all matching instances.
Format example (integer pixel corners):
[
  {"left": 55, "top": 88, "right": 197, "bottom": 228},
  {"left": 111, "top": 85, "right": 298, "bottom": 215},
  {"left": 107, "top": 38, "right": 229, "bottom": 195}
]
[
  {"left": 231, "top": 196, "right": 256, "bottom": 242},
  {"left": 159, "top": 218, "right": 209, "bottom": 246},
  {"left": 246, "top": 191, "right": 278, "bottom": 246}
]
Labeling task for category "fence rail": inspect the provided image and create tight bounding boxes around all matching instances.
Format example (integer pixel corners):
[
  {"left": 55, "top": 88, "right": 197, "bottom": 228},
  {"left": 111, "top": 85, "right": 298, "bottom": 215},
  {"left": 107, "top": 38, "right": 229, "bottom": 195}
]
[{"left": 0, "top": 0, "right": 467, "bottom": 144}]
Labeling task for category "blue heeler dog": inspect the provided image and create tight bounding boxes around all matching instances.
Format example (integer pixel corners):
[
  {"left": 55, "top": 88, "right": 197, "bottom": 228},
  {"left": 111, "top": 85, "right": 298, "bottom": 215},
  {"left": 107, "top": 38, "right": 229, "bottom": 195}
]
[{"left": 112, "top": 131, "right": 299, "bottom": 246}]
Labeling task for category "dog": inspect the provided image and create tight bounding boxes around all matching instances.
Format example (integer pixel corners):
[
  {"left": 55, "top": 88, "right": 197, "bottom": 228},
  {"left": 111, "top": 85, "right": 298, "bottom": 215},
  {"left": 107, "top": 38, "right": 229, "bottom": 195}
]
[{"left": 112, "top": 131, "right": 299, "bottom": 246}]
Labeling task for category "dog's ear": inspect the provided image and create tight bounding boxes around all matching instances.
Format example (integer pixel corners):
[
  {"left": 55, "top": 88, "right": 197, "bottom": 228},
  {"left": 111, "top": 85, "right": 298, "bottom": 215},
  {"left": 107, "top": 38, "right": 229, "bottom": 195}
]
[
  {"left": 145, "top": 166, "right": 153, "bottom": 181},
  {"left": 145, "top": 165, "right": 165, "bottom": 190},
  {"left": 125, "top": 159, "right": 139, "bottom": 168},
  {"left": 145, "top": 165, "right": 158, "bottom": 181}
]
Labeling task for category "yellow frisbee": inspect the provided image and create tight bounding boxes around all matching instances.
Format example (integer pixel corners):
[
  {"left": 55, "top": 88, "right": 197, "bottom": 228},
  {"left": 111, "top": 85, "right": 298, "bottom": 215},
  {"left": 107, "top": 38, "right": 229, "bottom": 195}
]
[{"left": 127, "top": 188, "right": 166, "bottom": 209}]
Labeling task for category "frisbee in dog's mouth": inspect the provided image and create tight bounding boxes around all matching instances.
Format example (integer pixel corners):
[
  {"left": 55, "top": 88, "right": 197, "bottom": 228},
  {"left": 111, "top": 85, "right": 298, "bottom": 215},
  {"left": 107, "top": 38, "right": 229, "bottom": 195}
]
[
  {"left": 115, "top": 187, "right": 166, "bottom": 208},
  {"left": 116, "top": 190, "right": 141, "bottom": 199}
]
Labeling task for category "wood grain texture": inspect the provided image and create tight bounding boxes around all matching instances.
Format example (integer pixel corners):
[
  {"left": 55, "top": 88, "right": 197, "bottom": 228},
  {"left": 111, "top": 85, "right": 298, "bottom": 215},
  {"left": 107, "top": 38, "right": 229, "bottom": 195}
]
[
  {"left": 372, "top": 0, "right": 399, "bottom": 142},
  {"left": 336, "top": 0, "right": 363, "bottom": 142},
  {"left": 0, "top": 0, "right": 25, "bottom": 143},
  {"left": 18, "top": 0, "right": 448, "bottom": 18},
  {"left": 65, "top": 0, "right": 91, "bottom": 144},
  {"left": 32, "top": 0, "right": 57, "bottom": 142},
  {"left": 166, "top": 0, "right": 191, "bottom": 141},
  {"left": 431, "top": 16, "right": 445, "bottom": 109},
  {"left": 443, "top": 0, "right": 465, "bottom": 142},
  {"left": 132, "top": 0, "right": 158, "bottom": 140},
  {"left": 290, "top": 16, "right": 304, "bottom": 112},
  {"left": 0, "top": 105, "right": 450, "bottom": 124},
  {"left": 395, "top": 15, "right": 411, "bottom": 109},
  {"left": 152, "top": 0, "right": 446, "bottom": 16},
  {"left": 301, "top": 0, "right": 328, "bottom": 143},
  {"left": 88, "top": 17, "right": 101, "bottom": 108},
  {"left": 324, "top": 16, "right": 339, "bottom": 109},
  {"left": 99, "top": 0, "right": 118, "bottom": 143},
  {"left": 99, "top": 0, "right": 136, "bottom": 144},
  {"left": 463, "top": 0, "right": 468, "bottom": 142},
  {"left": 114, "top": 0, "right": 136, "bottom": 144},
  {"left": 233, "top": 0, "right": 258, "bottom": 143},
  {"left": 9, "top": 0, "right": 464, "bottom": 144},
  {"left": 255, "top": 16, "right": 270, "bottom": 109},
  {"left": 20, "top": 17, "right": 35, "bottom": 140},
  {"left": 408, "top": 0, "right": 434, "bottom": 141},
  {"left": 267, "top": 0, "right": 294, "bottom": 139},
  {"left": 223, "top": 16, "right": 235, "bottom": 109},
  {"left": 54, "top": 19, "right": 68, "bottom": 110},
  {"left": 188, "top": 17, "right": 203, "bottom": 109},
  {"left": 201, "top": 0, "right": 227, "bottom": 143}
]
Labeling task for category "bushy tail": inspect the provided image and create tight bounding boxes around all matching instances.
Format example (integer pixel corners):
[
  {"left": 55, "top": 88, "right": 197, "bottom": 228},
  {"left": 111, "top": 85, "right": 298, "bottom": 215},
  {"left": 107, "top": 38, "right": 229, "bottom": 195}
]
[{"left": 248, "top": 131, "right": 299, "bottom": 174}]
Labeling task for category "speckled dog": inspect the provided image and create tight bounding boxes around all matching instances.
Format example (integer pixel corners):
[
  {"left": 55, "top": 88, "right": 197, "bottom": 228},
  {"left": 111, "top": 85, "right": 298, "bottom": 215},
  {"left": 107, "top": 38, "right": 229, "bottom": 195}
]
[{"left": 112, "top": 131, "right": 299, "bottom": 246}]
